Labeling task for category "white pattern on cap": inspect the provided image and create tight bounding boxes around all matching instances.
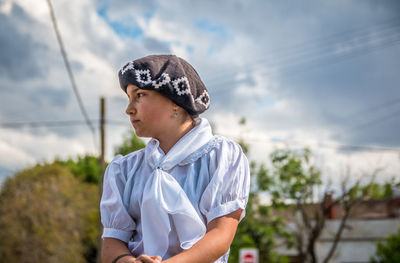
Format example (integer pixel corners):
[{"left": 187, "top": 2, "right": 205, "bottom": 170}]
[
  {"left": 152, "top": 73, "right": 171, "bottom": 90},
  {"left": 172, "top": 77, "right": 191, "bottom": 96},
  {"left": 121, "top": 62, "right": 135, "bottom": 75},
  {"left": 135, "top": 69, "right": 152, "bottom": 85},
  {"left": 195, "top": 90, "right": 210, "bottom": 108}
]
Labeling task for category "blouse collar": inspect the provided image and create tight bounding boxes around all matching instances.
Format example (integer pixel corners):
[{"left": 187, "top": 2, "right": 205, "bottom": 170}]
[{"left": 145, "top": 118, "right": 213, "bottom": 171}]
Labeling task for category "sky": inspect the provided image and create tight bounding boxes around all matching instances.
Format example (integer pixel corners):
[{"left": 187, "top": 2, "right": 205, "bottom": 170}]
[{"left": 0, "top": 0, "right": 400, "bottom": 189}]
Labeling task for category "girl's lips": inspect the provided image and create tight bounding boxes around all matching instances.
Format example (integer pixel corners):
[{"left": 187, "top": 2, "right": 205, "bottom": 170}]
[{"left": 130, "top": 119, "right": 139, "bottom": 125}]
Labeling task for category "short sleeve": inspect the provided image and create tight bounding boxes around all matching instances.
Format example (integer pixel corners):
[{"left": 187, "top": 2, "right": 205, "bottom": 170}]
[
  {"left": 100, "top": 155, "right": 136, "bottom": 243},
  {"left": 199, "top": 139, "right": 250, "bottom": 224}
]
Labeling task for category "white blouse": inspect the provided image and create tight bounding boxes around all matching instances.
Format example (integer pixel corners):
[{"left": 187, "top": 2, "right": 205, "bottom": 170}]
[{"left": 100, "top": 118, "right": 250, "bottom": 262}]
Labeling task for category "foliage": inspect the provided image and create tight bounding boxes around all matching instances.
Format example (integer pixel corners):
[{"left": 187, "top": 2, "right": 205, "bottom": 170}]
[
  {"left": 114, "top": 129, "right": 146, "bottom": 156},
  {"left": 267, "top": 148, "right": 325, "bottom": 262},
  {"left": 230, "top": 192, "right": 291, "bottom": 263},
  {"left": 54, "top": 155, "right": 101, "bottom": 184},
  {"left": 54, "top": 154, "right": 103, "bottom": 262},
  {"left": 268, "top": 148, "right": 321, "bottom": 206},
  {"left": 230, "top": 141, "right": 389, "bottom": 263},
  {"left": 370, "top": 228, "right": 400, "bottom": 263},
  {"left": 229, "top": 150, "right": 291, "bottom": 262},
  {"left": 0, "top": 129, "right": 146, "bottom": 263},
  {"left": 0, "top": 163, "right": 98, "bottom": 263},
  {"left": 365, "top": 179, "right": 398, "bottom": 199},
  {"left": 265, "top": 148, "right": 390, "bottom": 263},
  {"left": 229, "top": 118, "right": 291, "bottom": 263}
]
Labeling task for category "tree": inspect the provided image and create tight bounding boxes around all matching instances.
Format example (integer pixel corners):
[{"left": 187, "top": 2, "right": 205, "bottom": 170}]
[
  {"left": 54, "top": 154, "right": 101, "bottom": 184},
  {"left": 229, "top": 118, "right": 291, "bottom": 263},
  {"left": 370, "top": 228, "right": 400, "bottom": 263},
  {"left": 0, "top": 164, "right": 98, "bottom": 263},
  {"left": 0, "top": 128, "right": 146, "bottom": 263},
  {"left": 226, "top": 117, "right": 393, "bottom": 263},
  {"left": 266, "top": 148, "right": 383, "bottom": 263},
  {"left": 55, "top": 155, "right": 103, "bottom": 262},
  {"left": 230, "top": 190, "right": 292, "bottom": 263},
  {"left": 114, "top": 129, "right": 146, "bottom": 156},
  {"left": 229, "top": 163, "right": 293, "bottom": 263}
]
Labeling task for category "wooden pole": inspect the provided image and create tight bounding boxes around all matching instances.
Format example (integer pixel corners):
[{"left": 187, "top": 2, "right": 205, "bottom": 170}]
[{"left": 97, "top": 97, "right": 106, "bottom": 263}]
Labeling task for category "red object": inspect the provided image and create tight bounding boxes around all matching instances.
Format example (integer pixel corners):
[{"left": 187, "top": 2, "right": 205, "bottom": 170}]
[{"left": 243, "top": 253, "right": 255, "bottom": 263}]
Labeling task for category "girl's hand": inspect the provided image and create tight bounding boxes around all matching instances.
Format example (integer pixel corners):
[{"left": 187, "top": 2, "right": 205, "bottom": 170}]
[{"left": 134, "top": 254, "right": 162, "bottom": 263}]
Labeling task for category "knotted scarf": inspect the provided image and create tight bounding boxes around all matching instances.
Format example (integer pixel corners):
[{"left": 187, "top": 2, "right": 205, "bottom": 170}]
[{"left": 140, "top": 118, "right": 214, "bottom": 257}]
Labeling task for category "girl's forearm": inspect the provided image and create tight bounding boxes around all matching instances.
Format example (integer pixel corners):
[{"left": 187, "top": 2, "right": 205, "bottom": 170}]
[
  {"left": 102, "top": 238, "right": 136, "bottom": 263},
  {"left": 163, "top": 229, "right": 229, "bottom": 263},
  {"left": 163, "top": 210, "right": 241, "bottom": 263}
]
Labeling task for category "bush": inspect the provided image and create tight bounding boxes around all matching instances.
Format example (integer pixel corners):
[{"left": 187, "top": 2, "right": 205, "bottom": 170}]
[
  {"left": 0, "top": 163, "right": 98, "bottom": 263},
  {"left": 371, "top": 228, "right": 400, "bottom": 263}
]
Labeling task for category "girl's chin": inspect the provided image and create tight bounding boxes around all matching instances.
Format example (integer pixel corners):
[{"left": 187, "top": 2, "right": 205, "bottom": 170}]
[{"left": 133, "top": 129, "right": 149, "bottom": 138}]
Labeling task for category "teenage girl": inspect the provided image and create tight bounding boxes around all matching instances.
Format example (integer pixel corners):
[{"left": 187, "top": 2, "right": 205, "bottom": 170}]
[{"left": 100, "top": 55, "right": 250, "bottom": 263}]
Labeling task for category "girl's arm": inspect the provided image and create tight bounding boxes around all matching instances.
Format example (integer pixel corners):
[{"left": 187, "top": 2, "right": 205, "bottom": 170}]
[
  {"left": 102, "top": 238, "right": 162, "bottom": 263},
  {"left": 163, "top": 209, "right": 242, "bottom": 263},
  {"left": 102, "top": 238, "right": 136, "bottom": 263}
]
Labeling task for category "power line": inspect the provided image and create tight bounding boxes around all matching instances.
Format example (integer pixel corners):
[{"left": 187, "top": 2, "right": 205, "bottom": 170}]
[
  {"left": 206, "top": 17, "right": 400, "bottom": 90},
  {"left": 206, "top": 30, "right": 400, "bottom": 134},
  {"left": 223, "top": 133, "right": 400, "bottom": 153},
  {"left": 338, "top": 105, "right": 400, "bottom": 135},
  {"left": 205, "top": 18, "right": 400, "bottom": 86},
  {"left": 1, "top": 119, "right": 399, "bottom": 153},
  {"left": 0, "top": 119, "right": 129, "bottom": 128},
  {"left": 209, "top": 29, "right": 400, "bottom": 97},
  {"left": 205, "top": 18, "right": 400, "bottom": 82},
  {"left": 0, "top": 120, "right": 95, "bottom": 128},
  {"left": 323, "top": 96, "right": 400, "bottom": 139},
  {"left": 45, "top": 0, "right": 97, "bottom": 148},
  {"left": 344, "top": 98, "right": 400, "bottom": 122}
]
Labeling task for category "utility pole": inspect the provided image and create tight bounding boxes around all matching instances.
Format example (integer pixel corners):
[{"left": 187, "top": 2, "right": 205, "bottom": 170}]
[
  {"left": 97, "top": 97, "right": 106, "bottom": 263},
  {"left": 99, "top": 97, "right": 106, "bottom": 179}
]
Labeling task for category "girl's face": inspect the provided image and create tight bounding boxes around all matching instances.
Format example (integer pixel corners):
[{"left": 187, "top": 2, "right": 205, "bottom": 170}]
[{"left": 125, "top": 84, "right": 175, "bottom": 138}]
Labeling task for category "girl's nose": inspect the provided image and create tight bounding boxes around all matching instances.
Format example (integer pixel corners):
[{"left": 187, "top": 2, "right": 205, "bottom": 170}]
[{"left": 125, "top": 101, "right": 136, "bottom": 115}]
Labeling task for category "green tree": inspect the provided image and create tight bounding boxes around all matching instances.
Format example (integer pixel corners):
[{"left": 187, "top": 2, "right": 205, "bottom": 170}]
[
  {"left": 0, "top": 164, "right": 98, "bottom": 263},
  {"left": 55, "top": 154, "right": 101, "bottom": 184},
  {"left": 227, "top": 118, "right": 389, "bottom": 263},
  {"left": 266, "top": 148, "right": 386, "bottom": 263},
  {"left": 54, "top": 155, "right": 102, "bottom": 262},
  {"left": 229, "top": 118, "right": 291, "bottom": 263},
  {"left": 371, "top": 228, "right": 400, "bottom": 263},
  {"left": 0, "top": 129, "right": 146, "bottom": 263},
  {"left": 114, "top": 129, "right": 146, "bottom": 156},
  {"left": 230, "top": 189, "right": 291, "bottom": 263}
]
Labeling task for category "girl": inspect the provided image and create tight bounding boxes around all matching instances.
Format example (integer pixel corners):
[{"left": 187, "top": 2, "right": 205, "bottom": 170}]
[{"left": 100, "top": 55, "right": 250, "bottom": 263}]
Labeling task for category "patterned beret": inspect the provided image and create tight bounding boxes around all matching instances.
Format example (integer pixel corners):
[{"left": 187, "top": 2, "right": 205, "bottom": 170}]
[{"left": 118, "top": 54, "right": 210, "bottom": 116}]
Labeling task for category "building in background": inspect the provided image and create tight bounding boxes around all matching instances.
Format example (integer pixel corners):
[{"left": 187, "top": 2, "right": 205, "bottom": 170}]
[{"left": 276, "top": 189, "right": 400, "bottom": 263}]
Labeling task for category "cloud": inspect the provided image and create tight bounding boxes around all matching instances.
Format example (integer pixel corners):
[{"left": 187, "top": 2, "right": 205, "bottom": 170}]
[
  {"left": 143, "top": 37, "right": 171, "bottom": 53},
  {"left": 0, "top": 4, "right": 49, "bottom": 80},
  {"left": 0, "top": 0, "right": 399, "bottom": 184}
]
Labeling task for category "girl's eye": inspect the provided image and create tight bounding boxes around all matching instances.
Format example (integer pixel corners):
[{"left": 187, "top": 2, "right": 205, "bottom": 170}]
[{"left": 137, "top": 93, "right": 144, "bottom": 98}]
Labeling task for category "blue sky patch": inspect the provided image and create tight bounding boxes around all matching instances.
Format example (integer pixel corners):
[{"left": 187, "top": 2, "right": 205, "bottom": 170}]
[
  {"left": 195, "top": 19, "right": 229, "bottom": 39},
  {"left": 145, "top": 10, "right": 155, "bottom": 21},
  {"left": 97, "top": 6, "right": 144, "bottom": 39},
  {"left": 186, "top": 45, "right": 194, "bottom": 54}
]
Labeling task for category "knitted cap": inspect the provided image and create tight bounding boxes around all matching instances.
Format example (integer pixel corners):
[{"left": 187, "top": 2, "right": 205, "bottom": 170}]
[{"left": 118, "top": 54, "right": 210, "bottom": 116}]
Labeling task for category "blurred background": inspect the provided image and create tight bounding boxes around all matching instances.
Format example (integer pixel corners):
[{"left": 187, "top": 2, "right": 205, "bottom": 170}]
[{"left": 0, "top": 0, "right": 399, "bottom": 262}]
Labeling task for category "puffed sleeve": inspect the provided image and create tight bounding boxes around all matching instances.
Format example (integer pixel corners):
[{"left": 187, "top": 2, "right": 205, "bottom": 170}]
[
  {"left": 199, "top": 138, "right": 250, "bottom": 224},
  {"left": 100, "top": 155, "right": 136, "bottom": 243}
]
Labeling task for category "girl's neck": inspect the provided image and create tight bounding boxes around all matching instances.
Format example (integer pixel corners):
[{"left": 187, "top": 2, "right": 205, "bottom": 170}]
[{"left": 158, "top": 119, "right": 194, "bottom": 154}]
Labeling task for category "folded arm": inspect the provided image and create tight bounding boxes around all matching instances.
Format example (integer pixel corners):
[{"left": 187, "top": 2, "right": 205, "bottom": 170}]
[
  {"left": 102, "top": 238, "right": 136, "bottom": 263},
  {"left": 102, "top": 238, "right": 162, "bottom": 263},
  {"left": 163, "top": 208, "right": 242, "bottom": 263}
]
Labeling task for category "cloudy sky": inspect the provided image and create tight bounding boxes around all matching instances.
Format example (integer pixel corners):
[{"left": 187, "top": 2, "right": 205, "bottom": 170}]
[{"left": 1, "top": 0, "right": 399, "bottom": 187}]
